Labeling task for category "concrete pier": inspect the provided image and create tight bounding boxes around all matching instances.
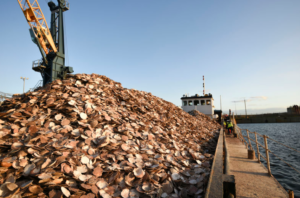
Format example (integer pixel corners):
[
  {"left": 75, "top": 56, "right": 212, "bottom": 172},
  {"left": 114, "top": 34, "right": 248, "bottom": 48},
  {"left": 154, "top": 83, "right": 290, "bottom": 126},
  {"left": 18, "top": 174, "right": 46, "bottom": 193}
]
[{"left": 226, "top": 134, "right": 288, "bottom": 198}]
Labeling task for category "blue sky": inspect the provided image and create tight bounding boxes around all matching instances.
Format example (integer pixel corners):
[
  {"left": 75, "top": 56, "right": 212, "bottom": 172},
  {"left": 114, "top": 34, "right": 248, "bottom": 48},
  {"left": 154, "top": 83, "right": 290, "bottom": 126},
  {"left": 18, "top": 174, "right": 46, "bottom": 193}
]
[{"left": 0, "top": 0, "right": 299, "bottom": 114}]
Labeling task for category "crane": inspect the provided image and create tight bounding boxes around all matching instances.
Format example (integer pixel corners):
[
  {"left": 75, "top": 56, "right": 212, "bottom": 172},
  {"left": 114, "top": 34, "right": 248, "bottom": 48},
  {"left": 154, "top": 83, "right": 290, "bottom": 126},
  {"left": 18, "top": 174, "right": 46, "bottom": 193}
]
[{"left": 17, "top": 0, "right": 73, "bottom": 86}]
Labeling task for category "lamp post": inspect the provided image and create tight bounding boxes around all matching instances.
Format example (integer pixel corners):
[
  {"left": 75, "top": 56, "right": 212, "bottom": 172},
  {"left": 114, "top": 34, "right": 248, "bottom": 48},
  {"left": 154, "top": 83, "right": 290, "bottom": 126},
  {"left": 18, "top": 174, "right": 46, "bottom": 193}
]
[{"left": 20, "top": 77, "right": 29, "bottom": 93}]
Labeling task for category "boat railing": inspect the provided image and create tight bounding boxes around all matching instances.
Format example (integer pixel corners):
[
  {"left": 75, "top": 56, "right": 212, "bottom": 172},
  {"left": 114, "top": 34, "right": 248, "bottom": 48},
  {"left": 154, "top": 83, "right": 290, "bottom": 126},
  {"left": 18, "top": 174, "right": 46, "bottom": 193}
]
[{"left": 232, "top": 114, "right": 298, "bottom": 198}]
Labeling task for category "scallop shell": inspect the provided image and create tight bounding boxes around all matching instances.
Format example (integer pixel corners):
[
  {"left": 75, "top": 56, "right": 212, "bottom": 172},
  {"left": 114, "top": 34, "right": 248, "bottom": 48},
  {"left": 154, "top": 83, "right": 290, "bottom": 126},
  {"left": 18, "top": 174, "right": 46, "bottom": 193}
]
[{"left": 133, "top": 167, "right": 145, "bottom": 178}]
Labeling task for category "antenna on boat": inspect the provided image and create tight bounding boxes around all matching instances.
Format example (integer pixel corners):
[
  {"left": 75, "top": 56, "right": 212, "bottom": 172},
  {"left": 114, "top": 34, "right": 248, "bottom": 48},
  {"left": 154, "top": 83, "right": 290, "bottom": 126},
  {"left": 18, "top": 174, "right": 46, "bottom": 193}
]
[{"left": 203, "top": 76, "right": 205, "bottom": 96}]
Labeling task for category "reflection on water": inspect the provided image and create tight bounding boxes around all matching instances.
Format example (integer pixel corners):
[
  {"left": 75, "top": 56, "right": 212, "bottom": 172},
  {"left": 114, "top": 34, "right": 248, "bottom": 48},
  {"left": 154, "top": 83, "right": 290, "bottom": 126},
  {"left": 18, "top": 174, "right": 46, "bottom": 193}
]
[{"left": 238, "top": 123, "right": 300, "bottom": 198}]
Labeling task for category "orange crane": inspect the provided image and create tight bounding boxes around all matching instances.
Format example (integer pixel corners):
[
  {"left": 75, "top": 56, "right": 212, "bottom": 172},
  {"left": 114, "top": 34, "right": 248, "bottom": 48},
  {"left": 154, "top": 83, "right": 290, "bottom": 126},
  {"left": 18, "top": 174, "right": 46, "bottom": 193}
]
[
  {"left": 17, "top": 0, "right": 73, "bottom": 86},
  {"left": 18, "top": 0, "right": 57, "bottom": 55}
]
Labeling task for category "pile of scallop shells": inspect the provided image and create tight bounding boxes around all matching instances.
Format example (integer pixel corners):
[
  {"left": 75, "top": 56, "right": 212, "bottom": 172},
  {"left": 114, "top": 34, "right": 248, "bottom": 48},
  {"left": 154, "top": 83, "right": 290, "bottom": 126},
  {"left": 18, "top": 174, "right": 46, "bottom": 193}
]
[{"left": 0, "top": 74, "right": 220, "bottom": 198}]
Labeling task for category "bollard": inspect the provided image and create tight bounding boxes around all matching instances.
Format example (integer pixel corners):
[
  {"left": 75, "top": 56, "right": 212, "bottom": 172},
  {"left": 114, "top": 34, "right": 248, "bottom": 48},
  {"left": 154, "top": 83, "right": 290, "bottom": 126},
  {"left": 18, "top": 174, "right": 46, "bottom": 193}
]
[
  {"left": 233, "top": 124, "right": 237, "bottom": 138},
  {"left": 233, "top": 129, "right": 238, "bottom": 137},
  {"left": 248, "top": 149, "right": 255, "bottom": 159}
]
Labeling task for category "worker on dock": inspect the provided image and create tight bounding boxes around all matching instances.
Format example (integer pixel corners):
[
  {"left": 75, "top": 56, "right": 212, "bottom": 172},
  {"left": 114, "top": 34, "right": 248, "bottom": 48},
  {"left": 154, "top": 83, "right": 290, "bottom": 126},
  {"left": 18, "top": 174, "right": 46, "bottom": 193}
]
[
  {"left": 227, "top": 120, "right": 233, "bottom": 134},
  {"left": 223, "top": 120, "right": 227, "bottom": 130}
]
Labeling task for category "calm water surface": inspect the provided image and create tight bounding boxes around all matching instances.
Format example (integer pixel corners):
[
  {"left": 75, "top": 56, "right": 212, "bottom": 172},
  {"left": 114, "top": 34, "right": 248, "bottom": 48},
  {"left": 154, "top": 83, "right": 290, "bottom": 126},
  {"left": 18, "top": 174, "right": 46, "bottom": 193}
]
[{"left": 238, "top": 123, "right": 300, "bottom": 198}]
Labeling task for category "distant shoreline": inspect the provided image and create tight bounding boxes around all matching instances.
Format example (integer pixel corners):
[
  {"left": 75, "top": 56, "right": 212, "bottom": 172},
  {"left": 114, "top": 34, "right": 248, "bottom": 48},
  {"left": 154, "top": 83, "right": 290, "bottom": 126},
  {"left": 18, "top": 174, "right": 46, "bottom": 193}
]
[
  {"left": 238, "top": 122, "right": 300, "bottom": 124},
  {"left": 235, "top": 114, "right": 300, "bottom": 124}
]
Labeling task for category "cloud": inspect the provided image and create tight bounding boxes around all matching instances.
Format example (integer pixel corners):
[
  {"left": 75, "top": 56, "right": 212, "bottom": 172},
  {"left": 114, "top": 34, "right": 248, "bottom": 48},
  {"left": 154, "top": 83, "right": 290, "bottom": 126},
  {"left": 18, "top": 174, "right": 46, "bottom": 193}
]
[
  {"left": 232, "top": 99, "right": 247, "bottom": 103},
  {"left": 232, "top": 96, "right": 268, "bottom": 103},
  {"left": 250, "top": 96, "right": 268, "bottom": 100},
  {"left": 224, "top": 107, "right": 286, "bottom": 115}
]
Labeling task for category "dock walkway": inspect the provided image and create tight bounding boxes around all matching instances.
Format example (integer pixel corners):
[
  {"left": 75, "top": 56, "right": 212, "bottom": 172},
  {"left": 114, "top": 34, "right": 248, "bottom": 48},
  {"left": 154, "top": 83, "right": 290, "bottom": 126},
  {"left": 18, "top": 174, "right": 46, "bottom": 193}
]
[{"left": 226, "top": 134, "right": 288, "bottom": 198}]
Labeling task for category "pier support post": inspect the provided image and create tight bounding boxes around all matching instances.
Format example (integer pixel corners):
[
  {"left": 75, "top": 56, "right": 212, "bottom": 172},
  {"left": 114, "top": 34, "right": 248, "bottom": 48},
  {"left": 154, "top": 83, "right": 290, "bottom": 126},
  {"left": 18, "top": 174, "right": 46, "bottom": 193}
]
[
  {"left": 248, "top": 149, "right": 255, "bottom": 159},
  {"left": 246, "top": 129, "right": 255, "bottom": 159},
  {"left": 254, "top": 132, "right": 260, "bottom": 162},
  {"left": 289, "top": 190, "right": 294, "bottom": 198},
  {"left": 263, "top": 135, "right": 271, "bottom": 176}
]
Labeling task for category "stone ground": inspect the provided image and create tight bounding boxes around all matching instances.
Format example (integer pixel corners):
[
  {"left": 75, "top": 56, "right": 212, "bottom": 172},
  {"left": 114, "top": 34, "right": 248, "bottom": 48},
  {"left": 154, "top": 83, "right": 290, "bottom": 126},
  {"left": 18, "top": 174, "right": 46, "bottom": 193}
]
[{"left": 226, "top": 134, "right": 288, "bottom": 198}]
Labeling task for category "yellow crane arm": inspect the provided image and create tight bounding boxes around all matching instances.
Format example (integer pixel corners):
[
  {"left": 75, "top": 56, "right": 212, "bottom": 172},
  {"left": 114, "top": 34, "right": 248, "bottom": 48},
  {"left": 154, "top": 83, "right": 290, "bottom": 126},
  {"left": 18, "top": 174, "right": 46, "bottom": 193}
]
[{"left": 17, "top": 0, "right": 57, "bottom": 54}]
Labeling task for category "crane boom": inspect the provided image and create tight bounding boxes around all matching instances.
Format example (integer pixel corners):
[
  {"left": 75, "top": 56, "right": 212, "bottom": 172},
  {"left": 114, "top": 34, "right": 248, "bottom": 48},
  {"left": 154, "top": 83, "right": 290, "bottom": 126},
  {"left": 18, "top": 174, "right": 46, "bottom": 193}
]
[{"left": 18, "top": 0, "right": 57, "bottom": 54}]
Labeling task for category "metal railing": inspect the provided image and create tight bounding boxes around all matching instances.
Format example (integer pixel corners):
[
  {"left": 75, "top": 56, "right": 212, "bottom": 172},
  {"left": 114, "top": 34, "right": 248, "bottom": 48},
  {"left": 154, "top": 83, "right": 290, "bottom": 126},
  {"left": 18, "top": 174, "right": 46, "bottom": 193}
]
[
  {"left": 31, "top": 80, "right": 43, "bottom": 91},
  {"left": 32, "top": 59, "right": 43, "bottom": 69},
  {"left": 64, "top": 1, "right": 70, "bottom": 9},
  {"left": 61, "top": 0, "right": 70, "bottom": 11}
]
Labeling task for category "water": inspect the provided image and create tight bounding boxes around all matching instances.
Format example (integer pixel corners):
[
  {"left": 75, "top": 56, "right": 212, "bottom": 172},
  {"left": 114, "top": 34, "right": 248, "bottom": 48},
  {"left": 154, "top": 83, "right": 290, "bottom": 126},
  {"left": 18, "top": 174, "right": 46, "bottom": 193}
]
[{"left": 238, "top": 123, "right": 300, "bottom": 197}]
